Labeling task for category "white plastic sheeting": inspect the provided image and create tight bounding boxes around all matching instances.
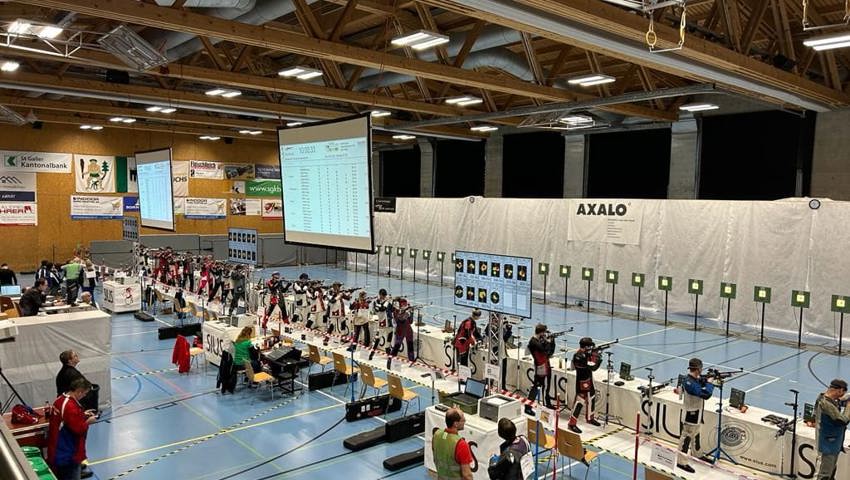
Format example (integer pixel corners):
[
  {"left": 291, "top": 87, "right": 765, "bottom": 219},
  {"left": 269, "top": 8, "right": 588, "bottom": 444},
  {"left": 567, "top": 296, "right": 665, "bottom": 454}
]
[{"left": 352, "top": 197, "right": 848, "bottom": 341}]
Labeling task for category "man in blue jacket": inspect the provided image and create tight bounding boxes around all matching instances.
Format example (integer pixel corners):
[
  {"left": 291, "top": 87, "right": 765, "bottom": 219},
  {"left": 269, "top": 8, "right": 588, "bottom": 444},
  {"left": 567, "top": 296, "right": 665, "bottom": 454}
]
[
  {"left": 675, "top": 358, "right": 715, "bottom": 473},
  {"left": 815, "top": 379, "right": 850, "bottom": 480}
]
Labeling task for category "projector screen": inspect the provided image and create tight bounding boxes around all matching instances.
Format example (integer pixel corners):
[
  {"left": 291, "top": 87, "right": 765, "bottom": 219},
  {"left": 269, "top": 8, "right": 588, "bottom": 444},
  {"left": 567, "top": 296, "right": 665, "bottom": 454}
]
[
  {"left": 278, "top": 115, "right": 374, "bottom": 252},
  {"left": 135, "top": 148, "right": 174, "bottom": 231}
]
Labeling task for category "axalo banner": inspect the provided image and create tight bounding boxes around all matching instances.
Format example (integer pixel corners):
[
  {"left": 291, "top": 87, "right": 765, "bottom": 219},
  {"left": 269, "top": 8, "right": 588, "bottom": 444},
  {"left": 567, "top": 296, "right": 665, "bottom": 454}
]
[
  {"left": 0, "top": 172, "right": 36, "bottom": 202},
  {"left": 567, "top": 200, "right": 644, "bottom": 245},
  {"left": 0, "top": 202, "right": 37, "bottom": 225},
  {"left": 1, "top": 150, "right": 72, "bottom": 173}
]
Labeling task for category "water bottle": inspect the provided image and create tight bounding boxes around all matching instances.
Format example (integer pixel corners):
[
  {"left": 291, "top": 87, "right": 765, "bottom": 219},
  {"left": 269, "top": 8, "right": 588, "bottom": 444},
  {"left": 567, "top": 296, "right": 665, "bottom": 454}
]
[{"left": 43, "top": 401, "right": 51, "bottom": 419}]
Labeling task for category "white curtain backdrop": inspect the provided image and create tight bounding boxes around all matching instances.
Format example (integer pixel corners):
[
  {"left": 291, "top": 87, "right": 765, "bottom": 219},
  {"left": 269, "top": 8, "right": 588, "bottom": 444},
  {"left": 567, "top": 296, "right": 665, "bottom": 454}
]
[{"left": 351, "top": 197, "right": 848, "bottom": 341}]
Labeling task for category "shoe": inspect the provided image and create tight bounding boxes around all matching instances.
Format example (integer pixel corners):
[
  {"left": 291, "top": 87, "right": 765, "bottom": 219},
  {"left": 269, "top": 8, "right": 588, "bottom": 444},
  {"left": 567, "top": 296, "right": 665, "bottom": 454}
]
[
  {"left": 699, "top": 455, "right": 716, "bottom": 464},
  {"left": 81, "top": 466, "right": 94, "bottom": 479},
  {"left": 677, "top": 464, "right": 695, "bottom": 473},
  {"left": 525, "top": 405, "right": 535, "bottom": 416},
  {"left": 588, "top": 419, "right": 601, "bottom": 427},
  {"left": 568, "top": 424, "right": 582, "bottom": 434},
  {"left": 346, "top": 345, "right": 356, "bottom": 352}
]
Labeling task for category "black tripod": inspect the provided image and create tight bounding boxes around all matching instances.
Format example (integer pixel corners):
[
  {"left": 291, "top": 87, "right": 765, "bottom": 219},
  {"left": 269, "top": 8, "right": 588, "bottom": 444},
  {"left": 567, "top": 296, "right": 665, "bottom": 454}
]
[
  {"left": 785, "top": 388, "right": 800, "bottom": 478},
  {"left": 601, "top": 351, "right": 619, "bottom": 427},
  {"left": 0, "top": 367, "right": 28, "bottom": 414}
]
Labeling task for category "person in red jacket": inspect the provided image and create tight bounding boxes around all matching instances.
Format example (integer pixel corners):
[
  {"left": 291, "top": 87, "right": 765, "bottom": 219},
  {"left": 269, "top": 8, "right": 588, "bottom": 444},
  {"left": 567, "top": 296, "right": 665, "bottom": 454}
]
[
  {"left": 453, "top": 309, "right": 483, "bottom": 367},
  {"left": 47, "top": 377, "right": 97, "bottom": 480}
]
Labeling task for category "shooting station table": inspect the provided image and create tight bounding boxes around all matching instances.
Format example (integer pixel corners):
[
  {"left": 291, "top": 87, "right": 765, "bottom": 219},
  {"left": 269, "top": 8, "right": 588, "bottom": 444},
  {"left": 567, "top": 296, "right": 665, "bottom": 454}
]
[
  {"left": 0, "top": 310, "right": 111, "bottom": 410},
  {"left": 101, "top": 280, "right": 142, "bottom": 313}
]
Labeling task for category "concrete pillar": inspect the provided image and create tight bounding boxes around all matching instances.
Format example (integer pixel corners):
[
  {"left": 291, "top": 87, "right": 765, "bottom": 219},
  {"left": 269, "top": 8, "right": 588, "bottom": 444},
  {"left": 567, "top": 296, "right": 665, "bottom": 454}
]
[
  {"left": 563, "top": 134, "right": 586, "bottom": 198},
  {"left": 371, "top": 150, "right": 381, "bottom": 197},
  {"left": 418, "top": 138, "right": 434, "bottom": 197},
  {"left": 484, "top": 132, "right": 503, "bottom": 197},
  {"left": 811, "top": 110, "right": 850, "bottom": 201},
  {"left": 668, "top": 118, "right": 700, "bottom": 199}
]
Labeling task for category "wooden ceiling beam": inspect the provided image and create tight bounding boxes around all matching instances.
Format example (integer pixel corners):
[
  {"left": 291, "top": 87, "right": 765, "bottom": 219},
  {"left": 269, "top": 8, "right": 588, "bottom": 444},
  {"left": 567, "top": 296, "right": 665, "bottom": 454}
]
[
  {"left": 199, "top": 36, "right": 230, "bottom": 71},
  {"left": 11, "top": 0, "right": 673, "bottom": 119},
  {"left": 419, "top": 0, "right": 849, "bottom": 107},
  {"left": 717, "top": 0, "right": 743, "bottom": 52},
  {"left": 741, "top": 0, "right": 770, "bottom": 54},
  {"left": 329, "top": 0, "right": 360, "bottom": 42}
]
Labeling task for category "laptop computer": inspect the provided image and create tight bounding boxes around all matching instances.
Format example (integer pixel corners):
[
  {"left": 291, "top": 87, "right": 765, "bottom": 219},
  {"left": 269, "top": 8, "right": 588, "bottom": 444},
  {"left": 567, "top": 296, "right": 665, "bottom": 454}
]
[
  {"left": 454, "top": 378, "right": 487, "bottom": 404},
  {"left": 1, "top": 285, "right": 21, "bottom": 296}
]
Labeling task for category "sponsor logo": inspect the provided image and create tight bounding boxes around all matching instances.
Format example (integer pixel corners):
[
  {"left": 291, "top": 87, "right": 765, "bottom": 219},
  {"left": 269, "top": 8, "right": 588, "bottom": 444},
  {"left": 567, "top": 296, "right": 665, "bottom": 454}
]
[
  {"left": 0, "top": 204, "right": 33, "bottom": 214},
  {"left": 576, "top": 203, "right": 628, "bottom": 216},
  {"left": 0, "top": 176, "right": 23, "bottom": 184}
]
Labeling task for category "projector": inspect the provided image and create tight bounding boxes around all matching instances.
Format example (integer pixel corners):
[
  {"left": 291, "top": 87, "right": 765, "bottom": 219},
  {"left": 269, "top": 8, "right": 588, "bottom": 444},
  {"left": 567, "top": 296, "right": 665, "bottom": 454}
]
[
  {"left": 0, "top": 319, "right": 19, "bottom": 341},
  {"left": 478, "top": 394, "right": 521, "bottom": 423}
]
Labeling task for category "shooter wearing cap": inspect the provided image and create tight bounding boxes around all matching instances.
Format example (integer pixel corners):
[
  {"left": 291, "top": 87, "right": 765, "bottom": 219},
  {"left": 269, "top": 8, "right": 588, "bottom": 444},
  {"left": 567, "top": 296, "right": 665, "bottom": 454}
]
[
  {"left": 568, "top": 337, "right": 602, "bottom": 433},
  {"left": 674, "top": 357, "right": 715, "bottom": 473},
  {"left": 453, "top": 309, "right": 483, "bottom": 367},
  {"left": 814, "top": 378, "right": 850, "bottom": 480}
]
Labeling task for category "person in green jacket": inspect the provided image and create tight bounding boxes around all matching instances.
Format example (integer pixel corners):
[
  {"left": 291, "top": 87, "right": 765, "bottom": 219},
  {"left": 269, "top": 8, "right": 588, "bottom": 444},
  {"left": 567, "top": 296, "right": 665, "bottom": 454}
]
[
  {"left": 61, "top": 258, "right": 83, "bottom": 305},
  {"left": 232, "top": 326, "right": 254, "bottom": 371},
  {"left": 432, "top": 408, "right": 473, "bottom": 480}
]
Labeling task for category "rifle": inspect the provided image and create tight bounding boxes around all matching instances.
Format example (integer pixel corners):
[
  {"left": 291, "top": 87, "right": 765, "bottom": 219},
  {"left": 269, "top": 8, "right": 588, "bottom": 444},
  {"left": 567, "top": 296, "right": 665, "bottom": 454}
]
[
  {"left": 593, "top": 339, "right": 619, "bottom": 352},
  {"left": 704, "top": 367, "right": 743, "bottom": 380},
  {"left": 547, "top": 328, "right": 573, "bottom": 339},
  {"left": 638, "top": 378, "right": 674, "bottom": 397}
]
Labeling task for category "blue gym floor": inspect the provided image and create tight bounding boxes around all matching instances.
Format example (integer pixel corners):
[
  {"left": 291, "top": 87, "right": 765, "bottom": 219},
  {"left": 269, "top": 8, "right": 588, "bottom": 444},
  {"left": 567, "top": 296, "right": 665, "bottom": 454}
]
[{"left": 82, "top": 264, "right": 849, "bottom": 480}]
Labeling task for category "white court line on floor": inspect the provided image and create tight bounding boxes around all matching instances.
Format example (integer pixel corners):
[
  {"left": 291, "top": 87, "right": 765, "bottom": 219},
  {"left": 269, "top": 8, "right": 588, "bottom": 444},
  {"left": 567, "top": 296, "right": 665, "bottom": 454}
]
[
  {"left": 613, "top": 327, "right": 674, "bottom": 343},
  {"left": 615, "top": 343, "right": 778, "bottom": 380},
  {"left": 744, "top": 376, "right": 783, "bottom": 393},
  {"left": 112, "top": 330, "right": 160, "bottom": 338}
]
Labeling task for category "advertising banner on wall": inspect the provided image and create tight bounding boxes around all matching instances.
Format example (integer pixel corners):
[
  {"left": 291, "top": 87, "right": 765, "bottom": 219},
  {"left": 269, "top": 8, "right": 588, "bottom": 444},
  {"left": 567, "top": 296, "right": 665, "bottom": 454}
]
[
  {"left": 0, "top": 202, "right": 37, "bottom": 225},
  {"left": 0, "top": 172, "right": 36, "bottom": 202},
  {"left": 117, "top": 156, "right": 137, "bottom": 193},
  {"left": 246, "top": 179, "right": 281, "bottom": 198},
  {"left": 123, "top": 196, "right": 140, "bottom": 212},
  {"left": 223, "top": 163, "right": 255, "bottom": 180},
  {"left": 173, "top": 197, "right": 185, "bottom": 215},
  {"left": 567, "top": 200, "right": 643, "bottom": 245},
  {"left": 184, "top": 197, "right": 226, "bottom": 219},
  {"left": 231, "top": 181, "right": 245, "bottom": 195},
  {"left": 262, "top": 199, "right": 282, "bottom": 219},
  {"left": 70, "top": 195, "right": 123, "bottom": 219},
  {"left": 172, "top": 161, "right": 189, "bottom": 197},
  {"left": 189, "top": 160, "right": 224, "bottom": 179},
  {"left": 74, "top": 155, "right": 116, "bottom": 193},
  {"left": 255, "top": 164, "right": 281, "bottom": 179},
  {"left": 1, "top": 150, "right": 72, "bottom": 173},
  {"left": 229, "top": 198, "right": 262, "bottom": 216}
]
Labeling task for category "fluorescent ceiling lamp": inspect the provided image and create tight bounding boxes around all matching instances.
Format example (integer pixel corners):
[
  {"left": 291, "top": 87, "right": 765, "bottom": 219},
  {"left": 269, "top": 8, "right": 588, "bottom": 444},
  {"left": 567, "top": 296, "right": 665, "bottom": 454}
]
[
  {"left": 146, "top": 106, "right": 176, "bottom": 113},
  {"left": 392, "top": 30, "right": 449, "bottom": 50},
  {"left": 90, "top": 125, "right": 103, "bottom": 130},
  {"left": 286, "top": 121, "right": 303, "bottom": 127},
  {"left": 159, "top": 107, "right": 176, "bottom": 113},
  {"left": 206, "top": 88, "right": 241, "bottom": 98},
  {"left": 79, "top": 125, "right": 92, "bottom": 130},
  {"left": 122, "top": 118, "right": 136, "bottom": 124},
  {"left": 392, "top": 134, "right": 416, "bottom": 140},
  {"left": 278, "top": 66, "right": 323, "bottom": 80},
  {"left": 1, "top": 61, "right": 20, "bottom": 72},
  {"left": 370, "top": 110, "right": 391, "bottom": 117},
  {"left": 559, "top": 114, "right": 594, "bottom": 124},
  {"left": 679, "top": 103, "right": 719, "bottom": 112},
  {"left": 445, "top": 95, "right": 483, "bottom": 107},
  {"left": 238, "top": 129, "right": 262, "bottom": 135},
  {"left": 7, "top": 20, "right": 32, "bottom": 35},
  {"left": 109, "top": 116, "right": 136, "bottom": 123},
  {"left": 37, "top": 25, "right": 63, "bottom": 39},
  {"left": 470, "top": 125, "right": 498, "bottom": 132},
  {"left": 80, "top": 124, "right": 103, "bottom": 130},
  {"left": 97, "top": 24, "right": 168, "bottom": 71},
  {"left": 109, "top": 117, "right": 124, "bottom": 122},
  {"left": 803, "top": 33, "right": 850, "bottom": 51},
  {"left": 199, "top": 135, "right": 220, "bottom": 140},
  {"left": 146, "top": 106, "right": 162, "bottom": 112},
  {"left": 568, "top": 74, "right": 616, "bottom": 86}
]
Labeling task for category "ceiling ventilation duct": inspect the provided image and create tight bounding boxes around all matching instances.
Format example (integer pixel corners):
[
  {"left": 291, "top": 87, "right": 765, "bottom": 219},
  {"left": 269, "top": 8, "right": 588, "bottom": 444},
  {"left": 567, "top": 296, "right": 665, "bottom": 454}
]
[{"left": 98, "top": 25, "right": 168, "bottom": 71}]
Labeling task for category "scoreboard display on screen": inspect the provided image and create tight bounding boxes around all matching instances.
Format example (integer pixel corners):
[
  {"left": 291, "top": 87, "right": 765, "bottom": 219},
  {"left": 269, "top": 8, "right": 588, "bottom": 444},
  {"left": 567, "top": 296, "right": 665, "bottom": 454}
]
[
  {"left": 228, "top": 228, "right": 258, "bottom": 265},
  {"left": 453, "top": 251, "right": 532, "bottom": 318}
]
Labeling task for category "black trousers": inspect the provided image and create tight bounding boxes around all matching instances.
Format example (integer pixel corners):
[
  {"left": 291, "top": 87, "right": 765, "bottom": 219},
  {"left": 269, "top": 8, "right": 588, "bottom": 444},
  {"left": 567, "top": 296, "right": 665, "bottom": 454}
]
[
  {"left": 529, "top": 372, "right": 552, "bottom": 407},
  {"left": 229, "top": 291, "right": 245, "bottom": 316},
  {"left": 456, "top": 350, "right": 470, "bottom": 367},
  {"left": 352, "top": 323, "right": 371, "bottom": 346},
  {"left": 65, "top": 280, "right": 79, "bottom": 305}
]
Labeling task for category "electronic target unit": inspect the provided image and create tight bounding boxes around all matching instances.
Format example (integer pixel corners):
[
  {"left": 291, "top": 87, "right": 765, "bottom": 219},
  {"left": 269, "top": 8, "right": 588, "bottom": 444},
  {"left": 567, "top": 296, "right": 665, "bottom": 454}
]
[{"left": 453, "top": 251, "right": 532, "bottom": 318}]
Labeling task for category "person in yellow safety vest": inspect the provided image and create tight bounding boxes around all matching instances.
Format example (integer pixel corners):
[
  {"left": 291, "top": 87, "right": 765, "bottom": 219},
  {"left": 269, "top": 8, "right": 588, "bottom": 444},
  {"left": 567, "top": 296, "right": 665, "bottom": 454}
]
[{"left": 432, "top": 408, "right": 473, "bottom": 480}]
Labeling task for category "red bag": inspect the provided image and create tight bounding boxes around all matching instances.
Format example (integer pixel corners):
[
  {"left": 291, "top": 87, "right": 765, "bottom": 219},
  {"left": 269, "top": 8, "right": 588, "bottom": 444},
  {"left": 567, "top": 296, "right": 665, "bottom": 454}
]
[{"left": 11, "top": 404, "right": 40, "bottom": 425}]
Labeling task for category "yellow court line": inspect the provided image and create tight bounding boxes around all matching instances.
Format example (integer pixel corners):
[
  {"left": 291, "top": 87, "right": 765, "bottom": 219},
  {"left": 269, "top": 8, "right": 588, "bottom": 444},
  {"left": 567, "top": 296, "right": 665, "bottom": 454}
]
[{"left": 89, "top": 403, "right": 340, "bottom": 466}]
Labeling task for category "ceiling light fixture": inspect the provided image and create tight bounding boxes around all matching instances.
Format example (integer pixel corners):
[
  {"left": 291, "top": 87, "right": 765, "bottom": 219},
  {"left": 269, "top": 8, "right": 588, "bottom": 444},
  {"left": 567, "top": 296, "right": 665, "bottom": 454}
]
[
  {"left": 36, "top": 25, "right": 63, "bottom": 39},
  {"left": 109, "top": 116, "right": 136, "bottom": 123},
  {"left": 679, "top": 102, "right": 719, "bottom": 112},
  {"left": 238, "top": 129, "right": 262, "bottom": 135},
  {"left": 7, "top": 20, "right": 32, "bottom": 35},
  {"left": 286, "top": 121, "right": 303, "bottom": 127},
  {"left": 205, "top": 88, "right": 241, "bottom": 98},
  {"left": 568, "top": 74, "right": 616, "bottom": 87},
  {"left": 470, "top": 125, "right": 498, "bottom": 132},
  {"left": 80, "top": 124, "right": 103, "bottom": 131},
  {"left": 445, "top": 95, "right": 483, "bottom": 107},
  {"left": 370, "top": 110, "right": 391, "bottom": 118},
  {"left": 558, "top": 114, "right": 594, "bottom": 124},
  {"left": 199, "top": 135, "right": 220, "bottom": 141},
  {"left": 146, "top": 106, "right": 177, "bottom": 113},
  {"left": 97, "top": 25, "right": 168, "bottom": 71},
  {"left": 0, "top": 61, "right": 20, "bottom": 72},
  {"left": 391, "top": 30, "right": 449, "bottom": 50},
  {"left": 278, "top": 66, "right": 323, "bottom": 80},
  {"left": 803, "top": 32, "right": 850, "bottom": 51},
  {"left": 392, "top": 134, "right": 416, "bottom": 140}
]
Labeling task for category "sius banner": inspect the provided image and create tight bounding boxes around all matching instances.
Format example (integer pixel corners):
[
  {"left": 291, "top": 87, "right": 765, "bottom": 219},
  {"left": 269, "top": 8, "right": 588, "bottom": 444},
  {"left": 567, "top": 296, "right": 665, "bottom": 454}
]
[
  {"left": 123, "top": 196, "right": 140, "bottom": 212},
  {"left": 189, "top": 160, "right": 223, "bottom": 179},
  {"left": 0, "top": 202, "right": 37, "bottom": 225},
  {"left": 567, "top": 200, "right": 643, "bottom": 245},
  {"left": 184, "top": 197, "right": 226, "bottom": 219},
  {"left": 1, "top": 150, "right": 72, "bottom": 173},
  {"left": 246, "top": 179, "right": 281, "bottom": 197},
  {"left": 254, "top": 164, "right": 280, "bottom": 179},
  {"left": 0, "top": 172, "right": 36, "bottom": 202},
  {"left": 70, "top": 195, "right": 123, "bottom": 219},
  {"left": 172, "top": 161, "right": 189, "bottom": 197}
]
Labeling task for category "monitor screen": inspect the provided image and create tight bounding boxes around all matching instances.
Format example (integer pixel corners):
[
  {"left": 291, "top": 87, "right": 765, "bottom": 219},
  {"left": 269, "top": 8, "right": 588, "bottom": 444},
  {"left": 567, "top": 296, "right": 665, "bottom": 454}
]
[
  {"left": 453, "top": 251, "right": 533, "bottom": 318},
  {"left": 464, "top": 378, "right": 487, "bottom": 398},
  {"left": 0, "top": 285, "right": 21, "bottom": 296},
  {"left": 135, "top": 148, "right": 174, "bottom": 231},
  {"left": 277, "top": 115, "right": 374, "bottom": 253},
  {"left": 228, "top": 227, "right": 258, "bottom": 265}
]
